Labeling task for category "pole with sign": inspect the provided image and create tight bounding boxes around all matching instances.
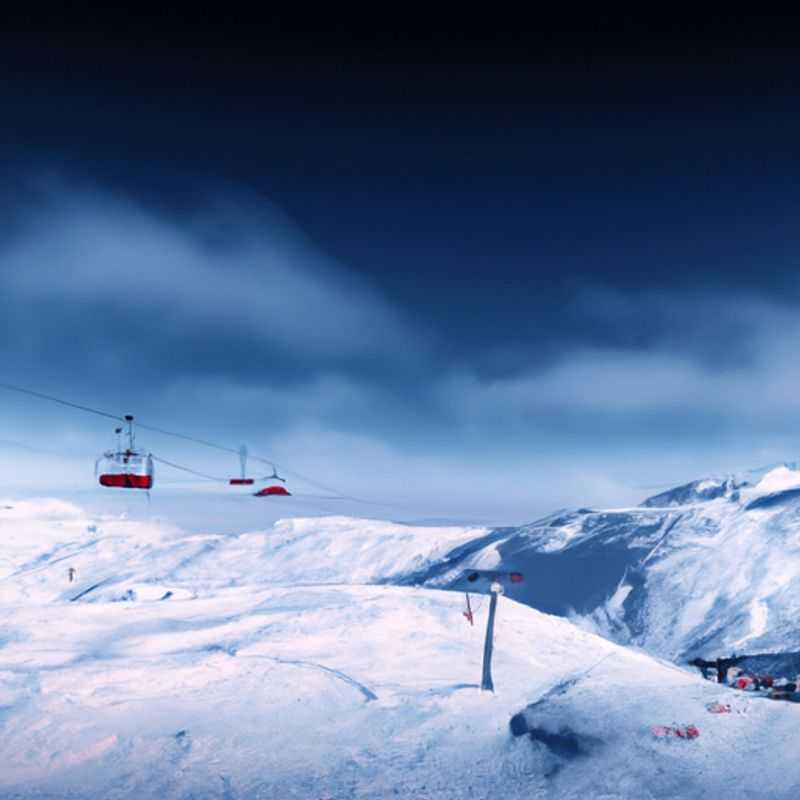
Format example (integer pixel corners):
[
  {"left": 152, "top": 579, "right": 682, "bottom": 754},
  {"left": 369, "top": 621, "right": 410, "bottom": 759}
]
[{"left": 462, "top": 570, "right": 523, "bottom": 693}]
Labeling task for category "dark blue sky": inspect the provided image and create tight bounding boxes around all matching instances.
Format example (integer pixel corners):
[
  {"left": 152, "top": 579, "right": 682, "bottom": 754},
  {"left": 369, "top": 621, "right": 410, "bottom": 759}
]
[{"left": 2, "top": 19, "right": 800, "bottom": 520}]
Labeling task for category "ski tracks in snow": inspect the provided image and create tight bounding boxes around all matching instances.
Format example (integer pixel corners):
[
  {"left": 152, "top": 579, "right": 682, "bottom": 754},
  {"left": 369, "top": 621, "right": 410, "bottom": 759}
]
[{"left": 240, "top": 653, "right": 378, "bottom": 702}]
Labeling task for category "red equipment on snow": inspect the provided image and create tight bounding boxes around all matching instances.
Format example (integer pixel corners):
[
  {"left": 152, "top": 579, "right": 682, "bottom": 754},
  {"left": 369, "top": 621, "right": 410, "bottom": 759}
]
[
  {"left": 706, "top": 702, "right": 733, "bottom": 714},
  {"left": 651, "top": 724, "right": 700, "bottom": 740},
  {"left": 96, "top": 416, "right": 154, "bottom": 491},
  {"left": 463, "top": 593, "right": 474, "bottom": 625}
]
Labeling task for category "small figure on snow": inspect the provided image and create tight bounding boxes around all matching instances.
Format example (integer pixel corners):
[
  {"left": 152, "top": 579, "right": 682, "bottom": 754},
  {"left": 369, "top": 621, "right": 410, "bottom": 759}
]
[{"left": 726, "top": 667, "right": 759, "bottom": 691}]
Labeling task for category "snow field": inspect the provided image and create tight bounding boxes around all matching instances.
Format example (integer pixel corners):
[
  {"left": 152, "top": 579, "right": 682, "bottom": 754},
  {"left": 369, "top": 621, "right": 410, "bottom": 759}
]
[{"left": 1, "top": 500, "right": 800, "bottom": 798}]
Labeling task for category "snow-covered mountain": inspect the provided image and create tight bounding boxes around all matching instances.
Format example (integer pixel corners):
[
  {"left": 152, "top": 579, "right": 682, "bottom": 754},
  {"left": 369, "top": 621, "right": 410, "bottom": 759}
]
[
  {"left": 4, "top": 469, "right": 800, "bottom": 798},
  {"left": 405, "top": 466, "right": 800, "bottom": 661}
]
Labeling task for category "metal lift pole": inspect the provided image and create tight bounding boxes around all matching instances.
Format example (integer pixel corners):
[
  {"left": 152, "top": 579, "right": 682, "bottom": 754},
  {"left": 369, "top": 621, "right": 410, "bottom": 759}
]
[
  {"left": 481, "top": 586, "right": 500, "bottom": 692},
  {"left": 125, "top": 415, "right": 135, "bottom": 451}
]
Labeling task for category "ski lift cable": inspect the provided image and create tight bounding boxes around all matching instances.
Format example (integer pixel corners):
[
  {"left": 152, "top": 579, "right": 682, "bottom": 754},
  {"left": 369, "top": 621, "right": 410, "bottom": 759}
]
[
  {"left": 136, "top": 422, "right": 280, "bottom": 473},
  {"left": 0, "top": 381, "right": 124, "bottom": 422},
  {"left": 277, "top": 467, "right": 361, "bottom": 500},
  {"left": 0, "top": 438, "right": 68, "bottom": 458},
  {"left": 158, "top": 478, "right": 220, "bottom": 485},
  {"left": 150, "top": 455, "right": 227, "bottom": 483},
  {"left": 0, "top": 381, "right": 285, "bottom": 475},
  {"left": 274, "top": 465, "right": 404, "bottom": 508}
]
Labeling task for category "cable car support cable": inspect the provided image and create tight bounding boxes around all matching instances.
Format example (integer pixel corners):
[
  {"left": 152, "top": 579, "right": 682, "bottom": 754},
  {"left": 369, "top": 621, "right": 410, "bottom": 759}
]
[{"left": 0, "top": 381, "right": 124, "bottom": 422}]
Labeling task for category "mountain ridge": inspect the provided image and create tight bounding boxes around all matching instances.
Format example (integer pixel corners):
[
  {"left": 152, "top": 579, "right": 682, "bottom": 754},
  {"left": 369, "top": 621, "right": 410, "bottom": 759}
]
[{"left": 405, "top": 465, "right": 800, "bottom": 661}]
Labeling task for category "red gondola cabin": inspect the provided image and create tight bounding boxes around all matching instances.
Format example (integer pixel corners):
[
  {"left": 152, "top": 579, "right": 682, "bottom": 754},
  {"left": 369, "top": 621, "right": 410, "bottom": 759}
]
[
  {"left": 96, "top": 416, "right": 154, "bottom": 491},
  {"left": 254, "top": 485, "right": 291, "bottom": 497}
]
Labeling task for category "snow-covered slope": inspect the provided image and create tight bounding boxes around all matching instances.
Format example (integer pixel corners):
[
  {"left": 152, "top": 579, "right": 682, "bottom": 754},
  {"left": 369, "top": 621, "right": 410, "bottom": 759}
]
[
  {"left": 23, "top": 465, "right": 798, "bottom": 665},
  {"left": 4, "top": 498, "right": 800, "bottom": 798},
  {"left": 0, "top": 507, "right": 484, "bottom": 605},
  {"left": 405, "top": 467, "right": 800, "bottom": 661}
]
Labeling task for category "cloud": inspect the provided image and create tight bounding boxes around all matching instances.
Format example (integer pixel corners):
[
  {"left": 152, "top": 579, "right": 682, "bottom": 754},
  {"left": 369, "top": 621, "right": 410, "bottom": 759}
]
[
  {"left": 438, "top": 287, "right": 800, "bottom": 450},
  {"left": 0, "top": 174, "right": 428, "bottom": 390}
]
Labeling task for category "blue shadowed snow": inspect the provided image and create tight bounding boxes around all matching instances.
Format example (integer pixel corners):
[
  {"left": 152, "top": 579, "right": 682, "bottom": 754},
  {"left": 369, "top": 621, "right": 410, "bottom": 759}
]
[{"left": 745, "top": 488, "right": 800, "bottom": 510}]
